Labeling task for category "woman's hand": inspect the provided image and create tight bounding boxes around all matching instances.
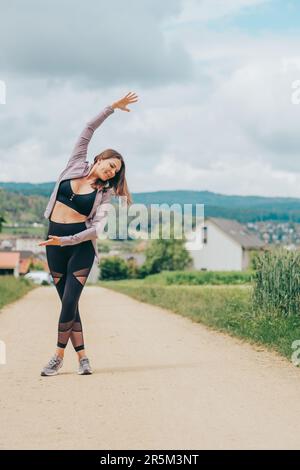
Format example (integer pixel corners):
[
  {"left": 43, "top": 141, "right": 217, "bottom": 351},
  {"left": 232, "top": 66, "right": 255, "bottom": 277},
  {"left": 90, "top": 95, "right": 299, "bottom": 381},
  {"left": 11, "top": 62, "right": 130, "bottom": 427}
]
[
  {"left": 112, "top": 92, "right": 139, "bottom": 112},
  {"left": 38, "top": 235, "right": 62, "bottom": 246}
]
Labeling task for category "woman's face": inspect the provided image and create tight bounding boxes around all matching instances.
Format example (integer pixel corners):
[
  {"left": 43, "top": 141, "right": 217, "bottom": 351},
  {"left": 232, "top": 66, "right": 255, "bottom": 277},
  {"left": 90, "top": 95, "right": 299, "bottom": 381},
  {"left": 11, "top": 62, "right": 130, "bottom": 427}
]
[{"left": 96, "top": 158, "right": 122, "bottom": 181}]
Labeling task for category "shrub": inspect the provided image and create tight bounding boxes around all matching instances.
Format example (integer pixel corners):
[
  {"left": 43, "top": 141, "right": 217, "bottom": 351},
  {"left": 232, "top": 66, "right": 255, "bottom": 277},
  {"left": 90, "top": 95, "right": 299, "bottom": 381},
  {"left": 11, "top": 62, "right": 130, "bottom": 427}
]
[
  {"left": 126, "top": 257, "right": 140, "bottom": 279},
  {"left": 99, "top": 256, "right": 129, "bottom": 280}
]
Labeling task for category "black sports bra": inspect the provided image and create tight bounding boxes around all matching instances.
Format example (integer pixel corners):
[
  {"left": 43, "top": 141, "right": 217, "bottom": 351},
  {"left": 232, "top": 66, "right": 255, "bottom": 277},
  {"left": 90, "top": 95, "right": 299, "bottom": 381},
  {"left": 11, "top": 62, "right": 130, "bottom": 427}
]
[{"left": 55, "top": 179, "right": 97, "bottom": 216}]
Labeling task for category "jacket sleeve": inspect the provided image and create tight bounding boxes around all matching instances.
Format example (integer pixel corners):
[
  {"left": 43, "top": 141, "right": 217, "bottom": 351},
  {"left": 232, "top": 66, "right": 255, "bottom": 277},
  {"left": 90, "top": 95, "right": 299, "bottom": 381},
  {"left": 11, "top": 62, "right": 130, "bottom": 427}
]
[
  {"left": 64, "top": 105, "right": 115, "bottom": 170},
  {"left": 59, "top": 189, "right": 113, "bottom": 246}
]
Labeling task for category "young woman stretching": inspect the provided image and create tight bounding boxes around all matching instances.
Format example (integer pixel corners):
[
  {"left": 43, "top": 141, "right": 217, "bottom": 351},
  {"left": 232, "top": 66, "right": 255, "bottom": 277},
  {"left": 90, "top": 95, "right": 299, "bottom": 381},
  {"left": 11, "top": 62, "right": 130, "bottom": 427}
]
[{"left": 38, "top": 91, "right": 138, "bottom": 376}]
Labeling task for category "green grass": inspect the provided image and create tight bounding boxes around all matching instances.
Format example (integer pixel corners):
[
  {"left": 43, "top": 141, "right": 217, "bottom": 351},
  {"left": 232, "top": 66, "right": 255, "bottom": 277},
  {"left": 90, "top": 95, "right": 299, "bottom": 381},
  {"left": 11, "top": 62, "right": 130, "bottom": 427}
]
[
  {"left": 143, "top": 270, "right": 254, "bottom": 285},
  {"left": 0, "top": 275, "right": 38, "bottom": 311},
  {"left": 252, "top": 247, "right": 300, "bottom": 317},
  {"left": 98, "top": 279, "right": 300, "bottom": 362}
]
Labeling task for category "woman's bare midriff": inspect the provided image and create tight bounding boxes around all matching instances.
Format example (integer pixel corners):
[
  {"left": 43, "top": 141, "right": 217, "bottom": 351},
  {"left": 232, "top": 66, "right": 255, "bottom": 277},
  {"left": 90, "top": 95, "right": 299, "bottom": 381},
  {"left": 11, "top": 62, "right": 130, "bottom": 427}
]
[
  {"left": 50, "top": 201, "right": 88, "bottom": 223},
  {"left": 49, "top": 177, "right": 97, "bottom": 224}
]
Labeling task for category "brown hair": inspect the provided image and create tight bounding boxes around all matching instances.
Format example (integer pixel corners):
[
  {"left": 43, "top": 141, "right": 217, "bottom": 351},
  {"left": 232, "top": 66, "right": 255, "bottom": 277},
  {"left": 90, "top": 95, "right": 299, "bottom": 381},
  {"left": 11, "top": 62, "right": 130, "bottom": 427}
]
[{"left": 91, "top": 148, "right": 132, "bottom": 206}]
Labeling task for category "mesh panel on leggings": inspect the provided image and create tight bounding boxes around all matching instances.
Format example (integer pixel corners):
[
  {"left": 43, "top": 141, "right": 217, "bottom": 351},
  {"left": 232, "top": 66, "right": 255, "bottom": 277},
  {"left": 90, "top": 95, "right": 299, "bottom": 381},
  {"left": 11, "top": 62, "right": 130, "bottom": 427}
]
[
  {"left": 72, "top": 267, "right": 90, "bottom": 286},
  {"left": 70, "top": 321, "right": 85, "bottom": 352},
  {"left": 57, "top": 320, "right": 74, "bottom": 349},
  {"left": 50, "top": 271, "right": 64, "bottom": 285}
]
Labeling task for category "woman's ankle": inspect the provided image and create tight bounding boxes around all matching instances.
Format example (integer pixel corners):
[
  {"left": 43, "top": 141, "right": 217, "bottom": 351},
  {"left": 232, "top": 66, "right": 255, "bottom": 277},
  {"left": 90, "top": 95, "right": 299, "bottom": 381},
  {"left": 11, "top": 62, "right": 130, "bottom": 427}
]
[
  {"left": 55, "top": 348, "right": 65, "bottom": 359},
  {"left": 77, "top": 349, "right": 87, "bottom": 361}
]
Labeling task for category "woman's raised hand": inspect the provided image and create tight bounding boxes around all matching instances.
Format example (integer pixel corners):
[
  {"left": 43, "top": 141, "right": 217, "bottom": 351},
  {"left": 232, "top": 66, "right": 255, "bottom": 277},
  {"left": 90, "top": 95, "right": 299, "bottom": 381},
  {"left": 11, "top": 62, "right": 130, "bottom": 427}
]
[
  {"left": 38, "top": 235, "right": 61, "bottom": 246},
  {"left": 112, "top": 92, "right": 139, "bottom": 112}
]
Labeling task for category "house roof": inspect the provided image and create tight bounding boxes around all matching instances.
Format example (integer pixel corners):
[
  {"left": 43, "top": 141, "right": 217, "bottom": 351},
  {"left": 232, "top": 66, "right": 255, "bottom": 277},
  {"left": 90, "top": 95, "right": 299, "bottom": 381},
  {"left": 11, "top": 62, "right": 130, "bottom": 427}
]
[
  {"left": 19, "top": 258, "right": 32, "bottom": 274},
  {"left": 206, "top": 217, "right": 265, "bottom": 249},
  {"left": 0, "top": 252, "right": 20, "bottom": 268},
  {"left": 0, "top": 249, "right": 34, "bottom": 259}
]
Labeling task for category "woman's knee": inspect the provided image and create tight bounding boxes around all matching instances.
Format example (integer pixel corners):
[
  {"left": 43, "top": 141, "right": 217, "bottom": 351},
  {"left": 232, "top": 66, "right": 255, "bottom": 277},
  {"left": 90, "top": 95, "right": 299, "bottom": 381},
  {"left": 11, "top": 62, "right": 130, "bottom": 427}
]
[{"left": 61, "top": 272, "right": 85, "bottom": 307}]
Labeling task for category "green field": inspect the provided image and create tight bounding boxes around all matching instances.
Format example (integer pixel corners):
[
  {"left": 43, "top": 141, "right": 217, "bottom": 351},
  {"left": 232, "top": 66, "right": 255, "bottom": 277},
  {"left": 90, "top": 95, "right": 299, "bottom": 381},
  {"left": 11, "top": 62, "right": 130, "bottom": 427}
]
[
  {"left": 98, "top": 276, "right": 300, "bottom": 362},
  {"left": 0, "top": 275, "right": 38, "bottom": 311}
]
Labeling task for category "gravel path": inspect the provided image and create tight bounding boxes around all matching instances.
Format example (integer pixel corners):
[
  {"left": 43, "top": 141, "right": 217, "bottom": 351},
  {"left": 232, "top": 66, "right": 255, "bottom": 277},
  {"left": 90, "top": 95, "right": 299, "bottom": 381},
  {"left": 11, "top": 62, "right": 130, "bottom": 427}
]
[{"left": 0, "top": 285, "right": 300, "bottom": 450}]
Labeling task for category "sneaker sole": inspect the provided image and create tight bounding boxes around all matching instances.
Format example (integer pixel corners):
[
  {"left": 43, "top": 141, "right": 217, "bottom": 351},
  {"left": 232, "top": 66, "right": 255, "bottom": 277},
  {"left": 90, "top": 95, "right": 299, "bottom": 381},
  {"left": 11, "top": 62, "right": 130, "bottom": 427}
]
[
  {"left": 41, "top": 361, "right": 63, "bottom": 376},
  {"left": 78, "top": 369, "right": 93, "bottom": 375},
  {"left": 41, "top": 371, "right": 59, "bottom": 376}
]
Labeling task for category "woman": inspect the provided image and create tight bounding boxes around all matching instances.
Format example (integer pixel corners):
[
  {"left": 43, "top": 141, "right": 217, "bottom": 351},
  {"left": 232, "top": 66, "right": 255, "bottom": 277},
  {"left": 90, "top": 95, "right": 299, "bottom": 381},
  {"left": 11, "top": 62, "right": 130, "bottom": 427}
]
[{"left": 38, "top": 91, "right": 138, "bottom": 376}]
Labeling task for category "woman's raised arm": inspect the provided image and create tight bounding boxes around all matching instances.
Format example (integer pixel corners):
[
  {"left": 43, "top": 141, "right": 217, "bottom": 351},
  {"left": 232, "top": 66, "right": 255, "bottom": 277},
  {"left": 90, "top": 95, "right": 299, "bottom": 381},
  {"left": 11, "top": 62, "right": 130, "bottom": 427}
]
[
  {"left": 64, "top": 105, "right": 115, "bottom": 170},
  {"left": 64, "top": 92, "right": 138, "bottom": 170}
]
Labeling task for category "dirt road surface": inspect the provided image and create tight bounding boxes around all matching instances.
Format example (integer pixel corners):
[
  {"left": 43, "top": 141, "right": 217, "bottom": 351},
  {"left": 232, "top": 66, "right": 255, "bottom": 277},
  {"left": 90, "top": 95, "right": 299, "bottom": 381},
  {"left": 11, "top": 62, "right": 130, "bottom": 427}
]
[{"left": 1, "top": 285, "right": 300, "bottom": 450}]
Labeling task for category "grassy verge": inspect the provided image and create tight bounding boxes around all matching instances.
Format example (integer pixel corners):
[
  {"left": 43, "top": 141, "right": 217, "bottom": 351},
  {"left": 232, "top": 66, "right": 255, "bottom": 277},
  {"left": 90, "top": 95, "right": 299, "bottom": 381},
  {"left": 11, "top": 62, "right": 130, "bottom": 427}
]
[
  {"left": 143, "top": 269, "right": 254, "bottom": 285},
  {"left": 0, "top": 275, "right": 38, "bottom": 311},
  {"left": 98, "top": 279, "right": 300, "bottom": 362}
]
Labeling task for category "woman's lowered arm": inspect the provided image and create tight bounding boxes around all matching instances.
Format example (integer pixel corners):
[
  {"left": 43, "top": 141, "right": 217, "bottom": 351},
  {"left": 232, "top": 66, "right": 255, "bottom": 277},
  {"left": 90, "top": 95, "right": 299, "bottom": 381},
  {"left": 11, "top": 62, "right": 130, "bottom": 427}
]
[
  {"left": 58, "top": 189, "right": 114, "bottom": 246},
  {"left": 38, "top": 190, "right": 114, "bottom": 248}
]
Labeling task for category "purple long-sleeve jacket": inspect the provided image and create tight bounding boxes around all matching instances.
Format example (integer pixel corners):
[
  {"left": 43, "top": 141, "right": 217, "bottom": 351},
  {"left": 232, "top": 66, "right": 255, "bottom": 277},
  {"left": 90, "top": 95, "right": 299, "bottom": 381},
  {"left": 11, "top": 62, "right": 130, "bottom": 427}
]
[{"left": 43, "top": 105, "right": 115, "bottom": 262}]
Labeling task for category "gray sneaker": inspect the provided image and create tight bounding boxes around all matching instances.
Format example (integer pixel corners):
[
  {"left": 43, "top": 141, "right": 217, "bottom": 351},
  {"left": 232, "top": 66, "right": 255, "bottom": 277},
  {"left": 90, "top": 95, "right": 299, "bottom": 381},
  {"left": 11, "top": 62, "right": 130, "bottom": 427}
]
[
  {"left": 78, "top": 356, "right": 93, "bottom": 375},
  {"left": 41, "top": 354, "right": 64, "bottom": 376}
]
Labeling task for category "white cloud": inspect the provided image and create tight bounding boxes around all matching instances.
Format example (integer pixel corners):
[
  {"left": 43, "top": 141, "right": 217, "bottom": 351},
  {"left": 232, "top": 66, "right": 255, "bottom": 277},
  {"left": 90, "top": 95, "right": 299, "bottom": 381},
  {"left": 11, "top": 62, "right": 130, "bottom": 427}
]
[
  {"left": 168, "top": 0, "right": 270, "bottom": 24},
  {"left": 0, "top": 0, "right": 191, "bottom": 86},
  {"left": 1, "top": 0, "right": 300, "bottom": 199}
]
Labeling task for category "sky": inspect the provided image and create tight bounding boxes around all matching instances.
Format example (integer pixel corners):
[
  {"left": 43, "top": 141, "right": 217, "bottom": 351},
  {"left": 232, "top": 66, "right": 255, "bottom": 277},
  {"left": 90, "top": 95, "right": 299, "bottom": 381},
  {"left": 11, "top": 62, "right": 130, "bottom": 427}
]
[{"left": 1, "top": 0, "right": 300, "bottom": 197}]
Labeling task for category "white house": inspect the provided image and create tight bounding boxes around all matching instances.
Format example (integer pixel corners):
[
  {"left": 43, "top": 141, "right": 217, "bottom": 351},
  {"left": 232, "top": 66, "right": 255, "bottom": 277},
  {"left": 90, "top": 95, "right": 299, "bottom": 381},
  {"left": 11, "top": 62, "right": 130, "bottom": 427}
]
[{"left": 185, "top": 217, "right": 266, "bottom": 271}]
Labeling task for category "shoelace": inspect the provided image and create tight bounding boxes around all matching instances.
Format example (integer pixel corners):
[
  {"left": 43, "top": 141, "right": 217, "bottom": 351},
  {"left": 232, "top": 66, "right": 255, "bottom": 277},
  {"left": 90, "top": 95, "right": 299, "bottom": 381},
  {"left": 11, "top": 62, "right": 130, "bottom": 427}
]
[
  {"left": 80, "top": 357, "right": 89, "bottom": 364},
  {"left": 80, "top": 358, "right": 90, "bottom": 368},
  {"left": 49, "top": 356, "right": 61, "bottom": 367}
]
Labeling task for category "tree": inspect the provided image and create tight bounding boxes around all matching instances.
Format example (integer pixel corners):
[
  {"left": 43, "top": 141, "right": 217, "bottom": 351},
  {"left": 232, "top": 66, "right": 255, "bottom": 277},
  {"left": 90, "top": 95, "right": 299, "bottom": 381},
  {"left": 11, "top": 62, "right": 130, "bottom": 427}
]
[
  {"left": 0, "top": 214, "right": 7, "bottom": 233},
  {"left": 143, "top": 235, "right": 193, "bottom": 274}
]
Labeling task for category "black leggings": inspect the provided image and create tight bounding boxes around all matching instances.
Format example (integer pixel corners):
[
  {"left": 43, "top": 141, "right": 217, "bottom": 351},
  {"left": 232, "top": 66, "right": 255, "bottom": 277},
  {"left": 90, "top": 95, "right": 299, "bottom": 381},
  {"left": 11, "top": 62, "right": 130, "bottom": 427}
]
[{"left": 46, "top": 220, "right": 95, "bottom": 352}]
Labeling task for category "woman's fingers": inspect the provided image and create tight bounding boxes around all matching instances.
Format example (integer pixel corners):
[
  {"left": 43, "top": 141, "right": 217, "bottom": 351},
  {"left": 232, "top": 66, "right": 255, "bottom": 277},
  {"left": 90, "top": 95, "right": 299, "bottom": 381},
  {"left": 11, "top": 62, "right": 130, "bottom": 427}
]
[
  {"left": 38, "top": 240, "right": 50, "bottom": 246},
  {"left": 123, "top": 92, "right": 138, "bottom": 102},
  {"left": 38, "top": 240, "right": 48, "bottom": 246},
  {"left": 115, "top": 92, "right": 138, "bottom": 112},
  {"left": 125, "top": 91, "right": 137, "bottom": 98},
  {"left": 123, "top": 96, "right": 138, "bottom": 108},
  {"left": 38, "top": 235, "right": 60, "bottom": 246},
  {"left": 128, "top": 94, "right": 138, "bottom": 101}
]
